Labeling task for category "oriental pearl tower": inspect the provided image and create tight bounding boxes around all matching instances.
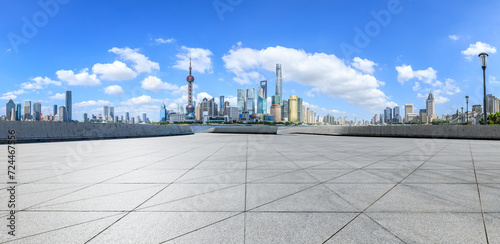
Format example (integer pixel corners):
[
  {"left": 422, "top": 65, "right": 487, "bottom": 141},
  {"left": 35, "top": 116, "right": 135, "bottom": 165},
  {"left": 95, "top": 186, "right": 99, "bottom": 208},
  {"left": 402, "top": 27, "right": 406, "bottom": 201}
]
[{"left": 185, "top": 57, "right": 196, "bottom": 120}]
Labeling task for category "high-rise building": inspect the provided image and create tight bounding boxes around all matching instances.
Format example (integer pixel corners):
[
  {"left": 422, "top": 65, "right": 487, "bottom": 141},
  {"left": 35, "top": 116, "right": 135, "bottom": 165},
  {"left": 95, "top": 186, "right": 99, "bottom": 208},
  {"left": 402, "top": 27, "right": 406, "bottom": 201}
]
[
  {"left": 270, "top": 104, "right": 281, "bottom": 122},
  {"left": 426, "top": 91, "right": 436, "bottom": 123},
  {"left": 33, "top": 102, "right": 42, "bottom": 121},
  {"left": 103, "top": 106, "right": 109, "bottom": 122},
  {"left": 24, "top": 101, "right": 31, "bottom": 120},
  {"left": 272, "top": 95, "right": 280, "bottom": 105},
  {"left": 53, "top": 105, "right": 58, "bottom": 117},
  {"left": 257, "top": 85, "right": 267, "bottom": 114},
  {"left": 281, "top": 100, "right": 289, "bottom": 122},
  {"left": 219, "top": 96, "right": 225, "bottom": 116},
  {"left": 288, "top": 95, "right": 298, "bottom": 123},
  {"left": 224, "top": 101, "right": 230, "bottom": 116},
  {"left": 237, "top": 89, "right": 245, "bottom": 114},
  {"left": 16, "top": 103, "right": 21, "bottom": 121},
  {"left": 419, "top": 109, "right": 427, "bottom": 123},
  {"left": 276, "top": 64, "right": 282, "bottom": 105},
  {"left": 297, "top": 97, "right": 303, "bottom": 123},
  {"left": 143, "top": 113, "right": 147, "bottom": 123},
  {"left": 393, "top": 106, "right": 400, "bottom": 123},
  {"left": 201, "top": 98, "right": 212, "bottom": 118},
  {"left": 58, "top": 106, "right": 67, "bottom": 122},
  {"left": 185, "top": 57, "right": 196, "bottom": 120},
  {"left": 6, "top": 100, "right": 15, "bottom": 121},
  {"left": 125, "top": 112, "right": 130, "bottom": 123},
  {"left": 404, "top": 103, "right": 414, "bottom": 122},
  {"left": 384, "top": 107, "right": 392, "bottom": 123},
  {"left": 246, "top": 88, "right": 255, "bottom": 114},
  {"left": 196, "top": 103, "right": 202, "bottom": 121},
  {"left": 110, "top": 107, "right": 114, "bottom": 122},
  {"left": 260, "top": 80, "right": 267, "bottom": 100},
  {"left": 227, "top": 106, "right": 239, "bottom": 121},
  {"left": 83, "top": 113, "right": 88, "bottom": 122},
  {"left": 160, "top": 102, "right": 167, "bottom": 121},
  {"left": 65, "top": 91, "right": 72, "bottom": 121},
  {"left": 137, "top": 115, "right": 141, "bottom": 123}
]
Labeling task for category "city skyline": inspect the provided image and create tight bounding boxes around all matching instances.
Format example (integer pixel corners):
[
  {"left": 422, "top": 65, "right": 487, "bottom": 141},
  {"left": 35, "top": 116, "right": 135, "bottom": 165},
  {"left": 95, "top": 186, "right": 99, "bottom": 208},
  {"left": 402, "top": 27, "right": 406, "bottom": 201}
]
[{"left": 1, "top": 1, "right": 500, "bottom": 122}]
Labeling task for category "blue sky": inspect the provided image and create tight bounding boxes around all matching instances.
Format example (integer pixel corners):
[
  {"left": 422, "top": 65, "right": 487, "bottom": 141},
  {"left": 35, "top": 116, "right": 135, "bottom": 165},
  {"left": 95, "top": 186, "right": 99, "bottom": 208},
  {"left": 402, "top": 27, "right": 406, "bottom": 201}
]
[{"left": 1, "top": 0, "right": 500, "bottom": 121}]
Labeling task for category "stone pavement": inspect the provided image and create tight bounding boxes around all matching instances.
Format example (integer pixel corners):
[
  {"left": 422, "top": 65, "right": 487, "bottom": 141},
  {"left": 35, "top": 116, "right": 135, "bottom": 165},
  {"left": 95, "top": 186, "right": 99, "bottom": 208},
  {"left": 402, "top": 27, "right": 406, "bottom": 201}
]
[{"left": 1, "top": 133, "right": 499, "bottom": 243}]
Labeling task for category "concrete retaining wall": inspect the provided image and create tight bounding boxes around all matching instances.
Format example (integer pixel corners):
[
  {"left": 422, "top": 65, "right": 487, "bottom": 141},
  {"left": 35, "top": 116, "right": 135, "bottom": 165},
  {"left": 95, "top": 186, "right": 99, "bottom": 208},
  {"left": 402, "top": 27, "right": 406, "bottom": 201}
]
[
  {"left": 278, "top": 125, "right": 500, "bottom": 140},
  {"left": 0, "top": 121, "right": 194, "bottom": 143},
  {"left": 210, "top": 126, "right": 278, "bottom": 134}
]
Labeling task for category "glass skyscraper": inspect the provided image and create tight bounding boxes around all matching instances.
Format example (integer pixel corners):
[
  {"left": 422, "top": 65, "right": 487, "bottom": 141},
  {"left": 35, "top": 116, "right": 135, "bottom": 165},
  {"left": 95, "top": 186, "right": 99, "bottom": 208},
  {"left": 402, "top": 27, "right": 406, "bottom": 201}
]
[
  {"left": 246, "top": 88, "right": 255, "bottom": 114},
  {"left": 24, "top": 101, "right": 31, "bottom": 120},
  {"left": 16, "top": 103, "right": 21, "bottom": 121},
  {"left": 237, "top": 89, "right": 245, "bottom": 114},
  {"left": 160, "top": 103, "right": 167, "bottom": 121},
  {"left": 6, "top": 100, "right": 15, "bottom": 121},
  {"left": 219, "top": 96, "right": 225, "bottom": 116},
  {"left": 260, "top": 80, "right": 267, "bottom": 99},
  {"left": 281, "top": 100, "right": 288, "bottom": 122},
  {"left": 103, "top": 106, "right": 109, "bottom": 121},
  {"left": 65, "top": 91, "right": 72, "bottom": 121},
  {"left": 297, "top": 97, "right": 303, "bottom": 123},
  {"left": 110, "top": 107, "right": 114, "bottom": 122},
  {"left": 33, "top": 102, "right": 42, "bottom": 121},
  {"left": 276, "top": 64, "right": 282, "bottom": 106}
]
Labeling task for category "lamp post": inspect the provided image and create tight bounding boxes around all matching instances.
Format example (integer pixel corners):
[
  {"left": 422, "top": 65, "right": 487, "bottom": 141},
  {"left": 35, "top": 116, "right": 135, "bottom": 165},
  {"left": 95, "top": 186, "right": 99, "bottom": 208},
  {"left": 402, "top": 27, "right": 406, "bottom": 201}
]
[
  {"left": 465, "top": 96, "right": 469, "bottom": 124},
  {"left": 479, "top": 53, "right": 488, "bottom": 125}
]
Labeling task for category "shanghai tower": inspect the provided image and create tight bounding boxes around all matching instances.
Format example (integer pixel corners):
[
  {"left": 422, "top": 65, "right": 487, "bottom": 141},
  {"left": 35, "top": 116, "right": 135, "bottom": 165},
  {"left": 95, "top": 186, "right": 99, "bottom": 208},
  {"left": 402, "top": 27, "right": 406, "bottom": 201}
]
[{"left": 276, "top": 64, "right": 282, "bottom": 105}]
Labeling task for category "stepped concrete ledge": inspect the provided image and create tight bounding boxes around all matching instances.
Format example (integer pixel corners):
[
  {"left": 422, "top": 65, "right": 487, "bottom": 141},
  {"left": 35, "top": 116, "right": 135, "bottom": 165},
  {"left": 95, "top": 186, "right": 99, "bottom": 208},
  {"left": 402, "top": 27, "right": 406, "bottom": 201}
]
[{"left": 0, "top": 121, "right": 193, "bottom": 143}]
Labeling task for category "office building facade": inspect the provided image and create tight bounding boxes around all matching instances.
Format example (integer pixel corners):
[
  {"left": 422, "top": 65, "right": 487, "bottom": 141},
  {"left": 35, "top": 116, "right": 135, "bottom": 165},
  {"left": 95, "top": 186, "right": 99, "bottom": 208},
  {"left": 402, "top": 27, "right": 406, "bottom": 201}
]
[{"left": 65, "top": 91, "right": 72, "bottom": 121}]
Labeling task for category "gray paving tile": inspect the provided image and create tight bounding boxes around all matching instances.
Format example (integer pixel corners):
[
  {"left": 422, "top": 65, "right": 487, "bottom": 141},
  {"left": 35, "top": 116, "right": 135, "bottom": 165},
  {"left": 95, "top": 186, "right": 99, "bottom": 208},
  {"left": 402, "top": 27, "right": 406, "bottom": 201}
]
[
  {"left": 89, "top": 212, "right": 238, "bottom": 243},
  {"left": 402, "top": 169, "right": 476, "bottom": 184},
  {"left": 246, "top": 183, "right": 315, "bottom": 210},
  {"left": 325, "top": 214, "right": 404, "bottom": 244},
  {"left": 252, "top": 184, "right": 358, "bottom": 212},
  {"left": 478, "top": 184, "right": 500, "bottom": 212},
  {"left": 367, "top": 212, "right": 487, "bottom": 243},
  {"left": 325, "top": 183, "right": 396, "bottom": 210},
  {"left": 367, "top": 183, "right": 481, "bottom": 213},
  {"left": 484, "top": 213, "right": 500, "bottom": 244},
  {"left": 245, "top": 212, "right": 357, "bottom": 244}
]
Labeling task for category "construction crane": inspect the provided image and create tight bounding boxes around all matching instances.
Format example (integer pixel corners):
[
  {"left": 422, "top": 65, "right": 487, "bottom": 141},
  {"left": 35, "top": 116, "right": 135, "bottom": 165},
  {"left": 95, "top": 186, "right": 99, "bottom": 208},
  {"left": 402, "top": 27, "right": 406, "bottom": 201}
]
[{"left": 41, "top": 105, "right": 52, "bottom": 121}]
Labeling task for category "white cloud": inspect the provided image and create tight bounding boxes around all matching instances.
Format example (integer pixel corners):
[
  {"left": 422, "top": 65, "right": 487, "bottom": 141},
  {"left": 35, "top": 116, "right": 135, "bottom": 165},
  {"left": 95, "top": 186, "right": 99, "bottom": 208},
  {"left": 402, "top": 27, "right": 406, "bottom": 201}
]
[
  {"left": 155, "top": 38, "right": 175, "bottom": 44},
  {"left": 222, "top": 44, "right": 394, "bottom": 110},
  {"left": 6, "top": 48, "right": 11, "bottom": 53},
  {"left": 73, "top": 100, "right": 113, "bottom": 109},
  {"left": 104, "top": 85, "right": 125, "bottom": 95},
  {"left": 141, "top": 76, "right": 179, "bottom": 92},
  {"left": 120, "top": 95, "right": 162, "bottom": 106},
  {"left": 351, "top": 57, "right": 378, "bottom": 74},
  {"left": 303, "top": 101, "right": 345, "bottom": 115},
  {"left": 109, "top": 47, "right": 160, "bottom": 73},
  {"left": 490, "top": 76, "right": 500, "bottom": 84},
  {"left": 56, "top": 68, "right": 101, "bottom": 86},
  {"left": 395, "top": 65, "right": 437, "bottom": 85},
  {"left": 397, "top": 64, "right": 461, "bottom": 104},
  {"left": 449, "top": 35, "right": 460, "bottom": 41},
  {"left": 173, "top": 46, "right": 213, "bottom": 73},
  {"left": 0, "top": 90, "right": 25, "bottom": 100},
  {"left": 461, "top": 42, "right": 497, "bottom": 60},
  {"left": 92, "top": 61, "right": 137, "bottom": 81},
  {"left": 49, "top": 93, "right": 65, "bottom": 100},
  {"left": 21, "top": 76, "right": 61, "bottom": 90}
]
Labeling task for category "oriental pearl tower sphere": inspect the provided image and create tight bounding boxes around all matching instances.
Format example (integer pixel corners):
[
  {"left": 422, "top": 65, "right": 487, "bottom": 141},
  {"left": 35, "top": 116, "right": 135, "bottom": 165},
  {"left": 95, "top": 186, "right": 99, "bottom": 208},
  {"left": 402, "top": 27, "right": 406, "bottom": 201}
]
[{"left": 185, "top": 57, "right": 196, "bottom": 120}]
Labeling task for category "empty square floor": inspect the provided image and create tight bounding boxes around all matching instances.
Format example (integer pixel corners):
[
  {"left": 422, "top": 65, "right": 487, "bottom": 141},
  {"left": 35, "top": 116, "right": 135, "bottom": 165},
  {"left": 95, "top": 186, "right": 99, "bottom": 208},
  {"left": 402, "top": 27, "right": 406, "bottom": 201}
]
[{"left": 1, "top": 133, "right": 499, "bottom": 243}]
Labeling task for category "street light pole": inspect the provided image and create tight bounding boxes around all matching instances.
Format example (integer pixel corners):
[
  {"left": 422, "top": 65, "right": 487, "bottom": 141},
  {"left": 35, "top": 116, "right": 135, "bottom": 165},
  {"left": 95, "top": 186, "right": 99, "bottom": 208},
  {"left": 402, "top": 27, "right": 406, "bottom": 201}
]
[
  {"left": 479, "top": 53, "right": 489, "bottom": 125},
  {"left": 466, "top": 96, "right": 469, "bottom": 124}
]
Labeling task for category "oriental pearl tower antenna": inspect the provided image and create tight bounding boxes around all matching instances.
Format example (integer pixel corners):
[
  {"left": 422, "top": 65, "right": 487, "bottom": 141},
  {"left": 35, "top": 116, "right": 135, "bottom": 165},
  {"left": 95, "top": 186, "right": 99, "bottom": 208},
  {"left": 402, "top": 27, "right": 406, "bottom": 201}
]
[{"left": 185, "top": 55, "right": 196, "bottom": 120}]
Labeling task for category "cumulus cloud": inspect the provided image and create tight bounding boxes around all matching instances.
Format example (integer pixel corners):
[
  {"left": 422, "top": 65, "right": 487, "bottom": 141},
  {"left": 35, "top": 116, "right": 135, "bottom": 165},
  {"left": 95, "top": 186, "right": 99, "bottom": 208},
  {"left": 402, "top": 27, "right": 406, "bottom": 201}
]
[
  {"left": 120, "top": 95, "right": 162, "bottom": 106},
  {"left": 173, "top": 46, "right": 213, "bottom": 73},
  {"left": 92, "top": 61, "right": 137, "bottom": 81},
  {"left": 109, "top": 47, "right": 160, "bottom": 73},
  {"left": 155, "top": 38, "right": 175, "bottom": 44},
  {"left": 49, "top": 93, "right": 65, "bottom": 100},
  {"left": 56, "top": 68, "right": 101, "bottom": 86},
  {"left": 461, "top": 42, "right": 497, "bottom": 60},
  {"left": 222, "top": 44, "right": 394, "bottom": 110},
  {"left": 0, "top": 91, "right": 20, "bottom": 100},
  {"left": 351, "top": 57, "right": 378, "bottom": 74},
  {"left": 396, "top": 64, "right": 461, "bottom": 104},
  {"left": 73, "top": 100, "right": 113, "bottom": 109},
  {"left": 104, "top": 85, "right": 125, "bottom": 95},
  {"left": 490, "top": 76, "right": 500, "bottom": 84},
  {"left": 303, "top": 101, "right": 346, "bottom": 115},
  {"left": 449, "top": 35, "right": 459, "bottom": 41},
  {"left": 141, "top": 76, "right": 179, "bottom": 92},
  {"left": 395, "top": 65, "right": 437, "bottom": 85},
  {"left": 21, "top": 76, "right": 61, "bottom": 90}
]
